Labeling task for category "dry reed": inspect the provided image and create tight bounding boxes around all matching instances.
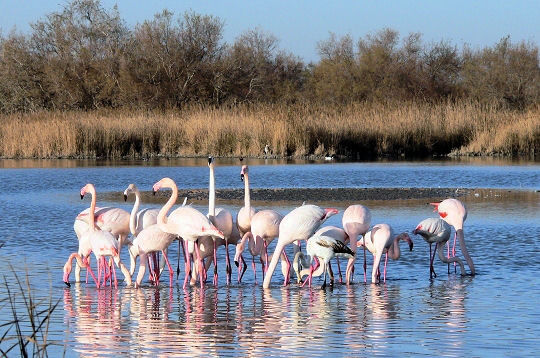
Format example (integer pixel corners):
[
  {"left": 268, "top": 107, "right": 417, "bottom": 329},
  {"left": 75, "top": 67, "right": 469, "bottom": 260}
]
[{"left": 0, "top": 102, "right": 538, "bottom": 159}]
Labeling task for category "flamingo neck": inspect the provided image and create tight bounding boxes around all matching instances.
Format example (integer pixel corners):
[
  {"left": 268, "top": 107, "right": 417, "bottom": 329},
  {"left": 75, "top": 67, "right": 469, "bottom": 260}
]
[
  {"left": 209, "top": 165, "right": 216, "bottom": 217},
  {"left": 157, "top": 179, "right": 178, "bottom": 233},
  {"left": 243, "top": 173, "right": 251, "bottom": 211},
  {"left": 129, "top": 190, "right": 141, "bottom": 236},
  {"left": 87, "top": 185, "right": 97, "bottom": 231}
]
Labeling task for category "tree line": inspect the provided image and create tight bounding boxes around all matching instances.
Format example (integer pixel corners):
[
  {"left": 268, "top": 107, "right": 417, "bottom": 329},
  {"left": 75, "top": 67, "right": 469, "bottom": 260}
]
[{"left": 0, "top": 0, "right": 539, "bottom": 114}]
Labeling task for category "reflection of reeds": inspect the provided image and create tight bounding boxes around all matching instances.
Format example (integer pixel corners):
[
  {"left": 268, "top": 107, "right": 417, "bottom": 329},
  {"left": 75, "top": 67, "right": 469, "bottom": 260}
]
[
  {"left": 0, "top": 102, "right": 538, "bottom": 159},
  {"left": 0, "top": 265, "right": 65, "bottom": 357}
]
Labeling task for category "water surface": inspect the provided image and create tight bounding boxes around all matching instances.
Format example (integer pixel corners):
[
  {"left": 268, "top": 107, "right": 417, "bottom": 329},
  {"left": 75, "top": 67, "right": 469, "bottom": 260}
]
[{"left": 0, "top": 158, "right": 538, "bottom": 356}]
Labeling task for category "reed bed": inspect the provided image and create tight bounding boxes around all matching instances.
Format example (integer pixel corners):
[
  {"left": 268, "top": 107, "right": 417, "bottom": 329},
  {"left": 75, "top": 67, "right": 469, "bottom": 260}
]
[
  {"left": 0, "top": 102, "right": 538, "bottom": 159},
  {"left": 0, "top": 265, "right": 64, "bottom": 357}
]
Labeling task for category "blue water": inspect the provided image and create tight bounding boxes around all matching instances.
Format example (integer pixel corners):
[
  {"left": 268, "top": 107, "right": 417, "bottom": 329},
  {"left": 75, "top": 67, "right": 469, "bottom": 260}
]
[{"left": 0, "top": 158, "right": 538, "bottom": 357}]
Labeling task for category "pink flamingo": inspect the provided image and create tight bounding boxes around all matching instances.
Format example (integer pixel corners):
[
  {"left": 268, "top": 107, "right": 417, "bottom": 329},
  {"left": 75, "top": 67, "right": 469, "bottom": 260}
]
[
  {"left": 430, "top": 198, "right": 475, "bottom": 275},
  {"left": 133, "top": 224, "right": 178, "bottom": 288},
  {"left": 413, "top": 217, "right": 467, "bottom": 278},
  {"left": 236, "top": 163, "right": 257, "bottom": 238},
  {"left": 72, "top": 201, "right": 130, "bottom": 283},
  {"left": 123, "top": 183, "right": 161, "bottom": 277},
  {"left": 300, "top": 234, "right": 355, "bottom": 289},
  {"left": 153, "top": 177, "right": 224, "bottom": 289},
  {"left": 293, "top": 225, "right": 349, "bottom": 283},
  {"left": 234, "top": 209, "right": 283, "bottom": 283},
  {"left": 342, "top": 204, "right": 372, "bottom": 284},
  {"left": 65, "top": 184, "right": 132, "bottom": 288},
  {"left": 357, "top": 223, "right": 414, "bottom": 284},
  {"left": 262, "top": 204, "right": 338, "bottom": 289}
]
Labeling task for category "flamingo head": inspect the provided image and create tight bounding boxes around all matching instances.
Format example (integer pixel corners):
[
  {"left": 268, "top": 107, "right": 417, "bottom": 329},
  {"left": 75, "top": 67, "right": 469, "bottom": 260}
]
[
  {"left": 323, "top": 208, "right": 339, "bottom": 220},
  {"left": 80, "top": 183, "right": 94, "bottom": 200},
  {"left": 208, "top": 156, "right": 214, "bottom": 167},
  {"left": 399, "top": 232, "right": 414, "bottom": 251},
  {"left": 240, "top": 165, "right": 248, "bottom": 181}
]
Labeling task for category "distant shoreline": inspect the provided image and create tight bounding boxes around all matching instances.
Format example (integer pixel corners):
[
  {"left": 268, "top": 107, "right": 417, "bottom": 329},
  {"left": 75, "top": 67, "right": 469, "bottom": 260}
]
[{"left": 102, "top": 187, "right": 538, "bottom": 205}]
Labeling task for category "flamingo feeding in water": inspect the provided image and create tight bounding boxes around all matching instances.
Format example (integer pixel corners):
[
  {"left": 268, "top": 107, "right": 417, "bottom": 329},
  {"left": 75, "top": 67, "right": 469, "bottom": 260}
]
[
  {"left": 153, "top": 177, "right": 224, "bottom": 289},
  {"left": 262, "top": 204, "right": 338, "bottom": 289},
  {"left": 234, "top": 209, "right": 283, "bottom": 283},
  {"left": 430, "top": 198, "right": 475, "bottom": 276},
  {"left": 357, "top": 223, "right": 414, "bottom": 284},
  {"left": 294, "top": 225, "right": 349, "bottom": 284},
  {"left": 300, "top": 234, "right": 355, "bottom": 289},
  {"left": 342, "top": 204, "right": 372, "bottom": 284},
  {"left": 414, "top": 217, "right": 468, "bottom": 278}
]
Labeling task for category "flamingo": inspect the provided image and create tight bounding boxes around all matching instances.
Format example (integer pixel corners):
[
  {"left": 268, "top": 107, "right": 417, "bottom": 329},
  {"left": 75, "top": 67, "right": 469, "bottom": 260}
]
[
  {"left": 133, "top": 224, "right": 178, "bottom": 288},
  {"left": 414, "top": 217, "right": 468, "bottom": 278},
  {"left": 72, "top": 201, "right": 130, "bottom": 283},
  {"left": 300, "top": 235, "right": 355, "bottom": 289},
  {"left": 430, "top": 198, "right": 475, "bottom": 275},
  {"left": 357, "top": 223, "right": 414, "bottom": 284},
  {"left": 342, "top": 204, "right": 372, "bottom": 284},
  {"left": 66, "top": 184, "right": 132, "bottom": 288},
  {"left": 123, "top": 183, "right": 161, "bottom": 277},
  {"left": 293, "top": 225, "right": 348, "bottom": 284},
  {"left": 236, "top": 163, "right": 257, "bottom": 237},
  {"left": 234, "top": 209, "right": 283, "bottom": 283},
  {"left": 262, "top": 204, "right": 338, "bottom": 289},
  {"left": 207, "top": 156, "right": 236, "bottom": 285},
  {"left": 152, "top": 177, "right": 224, "bottom": 289}
]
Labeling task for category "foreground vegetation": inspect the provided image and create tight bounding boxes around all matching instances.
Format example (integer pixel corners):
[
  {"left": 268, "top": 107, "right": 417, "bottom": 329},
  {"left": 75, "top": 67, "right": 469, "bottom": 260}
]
[
  {"left": 0, "top": 265, "right": 64, "bottom": 357},
  {"left": 0, "top": 0, "right": 538, "bottom": 159},
  {"left": 1, "top": 102, "right": 538, "bottom": 160}
]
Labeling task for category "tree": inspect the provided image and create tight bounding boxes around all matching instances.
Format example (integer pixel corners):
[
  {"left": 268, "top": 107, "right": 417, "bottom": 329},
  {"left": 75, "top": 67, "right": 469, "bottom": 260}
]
[{"left": 30, "top": 0, "right": 129, "bottom": 110}]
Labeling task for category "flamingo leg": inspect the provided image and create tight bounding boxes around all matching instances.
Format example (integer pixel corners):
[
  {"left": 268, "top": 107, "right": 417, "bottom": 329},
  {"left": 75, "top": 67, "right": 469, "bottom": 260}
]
[
  {"left": 183, "top": 240, "right": 191, "bottom": 289},
  {"left": 162, "top": 250, "right": 174, "bottom": 287},
  {"left": 430, "top": 243, "right": 438, "bottom": 278},
  {"left": 225, "top": 240, "right": 232, "bottom": 285},
  {"left": 213, "top": 240, "right": 219, "bottom": 286},
  {"left": 383, "top": 253, "right": 389, "bottom": 283}
]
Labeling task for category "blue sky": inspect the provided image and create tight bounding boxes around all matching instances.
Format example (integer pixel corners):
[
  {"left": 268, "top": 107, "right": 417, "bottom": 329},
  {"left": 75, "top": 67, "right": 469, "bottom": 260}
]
[{"left": 1, "top": 1, "right": 538, "bottom": 62}]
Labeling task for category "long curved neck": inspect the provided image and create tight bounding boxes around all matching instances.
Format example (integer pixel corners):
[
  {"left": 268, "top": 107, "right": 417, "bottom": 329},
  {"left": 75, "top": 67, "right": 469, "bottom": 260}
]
[
  {"left": 209, "top": 165, "right": 216, "bottom": 217},
  {"left": 156, "top": 179, "right": 178, "bottom": 232},
  {"left": 129, "top": 189, "right": 141, "bottom": 235},
  {"left": 87, "top": 185, "right": 97, "bottom": 231},
  {"left": 436, "top": 241, "right": 466, "bottom": 274},
  {"left": 243, "top": 173, "right": 251, "bottom": 211},
  {"left": 456, "top": 229, "right": 475, "bottom": 275}
]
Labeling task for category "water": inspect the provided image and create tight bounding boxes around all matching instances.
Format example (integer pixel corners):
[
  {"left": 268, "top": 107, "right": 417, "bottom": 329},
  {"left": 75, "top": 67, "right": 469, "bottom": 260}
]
[{"left": 0, "top": 158, "right": 539, "bottom": 357}]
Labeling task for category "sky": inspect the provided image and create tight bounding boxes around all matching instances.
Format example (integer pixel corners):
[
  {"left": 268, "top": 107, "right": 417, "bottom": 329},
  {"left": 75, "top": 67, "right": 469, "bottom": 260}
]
[{"left": 1, "top": 1, "right": 539, "bottom": 62}]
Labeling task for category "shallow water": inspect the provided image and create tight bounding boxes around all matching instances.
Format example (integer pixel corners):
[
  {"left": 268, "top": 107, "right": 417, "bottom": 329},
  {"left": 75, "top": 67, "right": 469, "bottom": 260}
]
[{"left": 0, "top": 158, "right": 538, "bottom": 356}]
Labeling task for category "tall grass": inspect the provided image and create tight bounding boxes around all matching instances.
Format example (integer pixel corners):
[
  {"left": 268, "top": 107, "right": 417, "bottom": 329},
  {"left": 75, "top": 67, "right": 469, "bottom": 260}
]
[
  {"left": 0, "top": 102, "right": 538, "bottom": 159},
  {"left": 0, "top": 265, "right": 64, "bottom": 357}
]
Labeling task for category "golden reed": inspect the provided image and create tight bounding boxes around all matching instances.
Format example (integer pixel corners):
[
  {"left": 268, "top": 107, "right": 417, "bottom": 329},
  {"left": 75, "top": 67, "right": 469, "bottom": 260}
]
[{"left": 0, "top": 102, "right": 538, "bottom": 159}]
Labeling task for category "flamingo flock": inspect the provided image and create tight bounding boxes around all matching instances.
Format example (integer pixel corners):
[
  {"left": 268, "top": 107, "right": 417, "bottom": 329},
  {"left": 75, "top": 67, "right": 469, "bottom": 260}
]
[{"left": 63, "top": 158, "right": 476, "bottom": 290}]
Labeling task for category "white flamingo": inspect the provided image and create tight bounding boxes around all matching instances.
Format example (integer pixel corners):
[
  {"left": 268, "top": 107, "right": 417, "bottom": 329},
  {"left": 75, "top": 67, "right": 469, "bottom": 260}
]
[
  {"left": 123, "top": 183, "right": 161, "bottom": 277},
  {"left": 262, "top": 204, "right": 338, "bottom": 289},
  {"left": 413, "top": 217, "right": 467, "bottom": 278},
  {"left": 357, "top": 223, "right": 414, "bottom": 284},
  {"left": 430, "top": 198, "right": 475, "bottom": 275},
  {"left": 234, "top": 209, "right": 283, "bottom": 283},
  {"left": 300, "top": 234, "right": 355, "bottom": 289},
  {"left": 342, "top": 204, "right": 372, "bottom": 284},
  {"left": 153, "top": 177, "right": 224, "bottom": 289},
  {"left": 236, "top": 163, "right": 257, "bottom": 237},
  {"left": 65, "top": 184, "right": 132, "bottom": 288},
  {"left": 293, "top": 225, "right": 349, "bottom": 284}
]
